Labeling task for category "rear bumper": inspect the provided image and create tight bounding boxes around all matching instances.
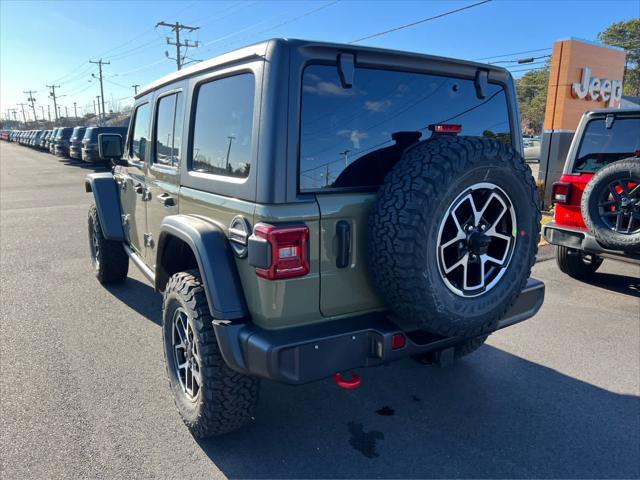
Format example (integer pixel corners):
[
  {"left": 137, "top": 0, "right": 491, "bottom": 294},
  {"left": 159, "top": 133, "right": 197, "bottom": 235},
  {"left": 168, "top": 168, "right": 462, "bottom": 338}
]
[
  {"left": 542, "top": 222, "right": 640, "bottom": 262},
  {"left": 214, "top": 278, "right": 545, "bottom": 385}
]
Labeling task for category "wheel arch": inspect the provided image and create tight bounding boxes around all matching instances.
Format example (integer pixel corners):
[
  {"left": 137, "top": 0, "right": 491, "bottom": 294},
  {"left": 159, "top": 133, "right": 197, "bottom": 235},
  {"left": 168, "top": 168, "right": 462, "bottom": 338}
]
[
  {"left": 156, "top": 215, "right": 249, "bottom": 321},
  {"left": 85, "top": 172, "right": 125, "bottom": 241}
]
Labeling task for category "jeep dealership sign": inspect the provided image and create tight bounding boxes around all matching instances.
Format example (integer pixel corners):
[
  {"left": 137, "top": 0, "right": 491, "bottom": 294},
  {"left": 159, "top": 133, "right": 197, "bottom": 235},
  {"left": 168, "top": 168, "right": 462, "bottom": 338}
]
[
  {"left": 571, "top": 66, "right": 623, "bottom": 107},
  {"left": 539, "top": 38, "right": 627, "bottom": 207}
]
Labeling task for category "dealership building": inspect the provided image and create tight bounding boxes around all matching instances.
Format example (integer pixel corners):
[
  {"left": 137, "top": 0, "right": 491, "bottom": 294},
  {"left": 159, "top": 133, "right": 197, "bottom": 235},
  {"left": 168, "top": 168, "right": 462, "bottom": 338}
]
[{"left": 537, "top": 38, "right": 629, "bottom": 205}]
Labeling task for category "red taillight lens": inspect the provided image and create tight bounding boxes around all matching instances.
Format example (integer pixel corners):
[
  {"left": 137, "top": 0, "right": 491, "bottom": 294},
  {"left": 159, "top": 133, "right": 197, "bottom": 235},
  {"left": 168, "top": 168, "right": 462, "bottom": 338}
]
[
  {"left": 254, "top": 223, "right": 310, "bottom": 280},
  {"left": 391, "top": 333, "right": 406, "bottom": 350},
  {"left": 551, "top": 181, "right": 572, "bottom": 204},
  {"left": 429, "top": 123, "right": 462, "bottom": 134}
]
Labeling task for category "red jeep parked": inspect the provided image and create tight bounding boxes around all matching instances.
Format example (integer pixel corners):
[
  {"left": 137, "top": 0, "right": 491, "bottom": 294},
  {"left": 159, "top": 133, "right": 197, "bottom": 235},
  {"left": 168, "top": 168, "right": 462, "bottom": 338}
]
[{"left": 543, "top": 108, "right": 640, "bottom": 277}]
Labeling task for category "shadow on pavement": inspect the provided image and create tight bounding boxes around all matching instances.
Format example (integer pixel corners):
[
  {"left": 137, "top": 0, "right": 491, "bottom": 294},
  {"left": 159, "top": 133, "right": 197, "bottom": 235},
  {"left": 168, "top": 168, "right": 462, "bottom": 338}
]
[
  {"left": 580, "top": 270, "right": 640, "bottom": 298},
  {"left": 104, "top": 277, "right": 162, "bottom": 326},
  {"left": 197, "top": 345, "right": 639, "bottom": 478}
]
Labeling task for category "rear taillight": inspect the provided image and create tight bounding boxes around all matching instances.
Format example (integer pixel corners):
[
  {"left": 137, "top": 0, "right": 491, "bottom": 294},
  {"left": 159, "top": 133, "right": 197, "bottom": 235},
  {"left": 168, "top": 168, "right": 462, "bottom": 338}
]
[
  {"left": 551, "top": 181, "right": 572, "bottom": 204},
  {"left": 253, "top": 223, "right": 309, "bottom": 280}
]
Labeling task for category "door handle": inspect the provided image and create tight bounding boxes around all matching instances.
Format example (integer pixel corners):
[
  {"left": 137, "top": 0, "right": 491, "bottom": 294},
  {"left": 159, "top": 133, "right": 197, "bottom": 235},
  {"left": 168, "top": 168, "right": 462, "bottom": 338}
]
[
  {"left": 158, "top": 193, "right": 176, "bottom": 207},
  {"left": 134, "top": 183, "right": 144, "bottom": 195},
  {"left": 336, "top": 220, "right": 351, "bottom": 269}
]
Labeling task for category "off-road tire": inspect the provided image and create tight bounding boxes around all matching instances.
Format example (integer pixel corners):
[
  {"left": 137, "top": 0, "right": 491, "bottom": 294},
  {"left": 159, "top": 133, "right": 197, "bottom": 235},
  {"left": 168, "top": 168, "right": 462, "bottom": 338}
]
[
  {"left": 581, "top": 158, "right": 640, "bottom": 251},
  {"left": 555, "top": 245, "right": 603, "bottom": 278},
  {"left": 368, "top": 137, "right": 540, "bottom": 337},
  {"left": 88, "top": 204, "right": 128, "bottom": 283},
  {"left": 162, "top": 270, "right": 259, "bottom": 438}
]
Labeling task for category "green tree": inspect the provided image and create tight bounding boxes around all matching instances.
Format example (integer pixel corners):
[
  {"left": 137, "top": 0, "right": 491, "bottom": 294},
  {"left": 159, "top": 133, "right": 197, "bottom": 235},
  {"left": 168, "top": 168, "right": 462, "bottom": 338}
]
[
  {"left": 516, "top": 65, "right": 549, "bottom": 135},
  {"left": 598, "top": 18, "right": 640, "bottom": 96}
]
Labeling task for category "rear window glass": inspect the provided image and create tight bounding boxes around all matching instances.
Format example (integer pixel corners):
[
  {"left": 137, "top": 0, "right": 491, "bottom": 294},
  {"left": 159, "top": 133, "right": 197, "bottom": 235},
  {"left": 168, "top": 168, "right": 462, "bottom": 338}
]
[
  {"left": 574, "top": 117, "right": 640, "bottom": 173},
  {"left": 191, "top": 73, "right": 254, "bottom": 178},
  {"left": 154, "top": 92, "right": 184, "bottom": 168},
  {"left": 299, "top": 65, "right": 512, "bottom": 191}
]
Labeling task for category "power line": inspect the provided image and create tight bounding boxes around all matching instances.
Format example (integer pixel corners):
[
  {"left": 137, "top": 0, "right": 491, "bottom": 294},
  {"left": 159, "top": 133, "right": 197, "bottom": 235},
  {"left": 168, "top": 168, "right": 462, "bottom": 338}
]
[
  {"left": 350, "top": 0, "right": 492, "bottom": 44},
  {"left": 489, "top": 54, "right": 551, "bottom": 65},
  {"left": 203, "top": 0, "right": 339, "bottom": 55},
  {"left": 473, "top": 47, "right": 552, "bottom": 61},
  {"left": 510, "top": 65, "right": 549, "bottom": 74}
]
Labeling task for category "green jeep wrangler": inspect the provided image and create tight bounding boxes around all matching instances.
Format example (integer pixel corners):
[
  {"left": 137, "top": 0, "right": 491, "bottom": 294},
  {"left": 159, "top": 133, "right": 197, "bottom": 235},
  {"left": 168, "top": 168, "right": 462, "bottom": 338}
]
[{"left": 86, "top": 39, "right": 544, "bottom": 437}]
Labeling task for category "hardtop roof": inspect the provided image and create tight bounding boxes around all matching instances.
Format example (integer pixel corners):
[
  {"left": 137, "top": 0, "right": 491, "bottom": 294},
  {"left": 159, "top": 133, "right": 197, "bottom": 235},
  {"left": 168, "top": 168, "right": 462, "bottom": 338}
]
[{"left": 136, "top": 38, "right": 511, "bottom": 99}]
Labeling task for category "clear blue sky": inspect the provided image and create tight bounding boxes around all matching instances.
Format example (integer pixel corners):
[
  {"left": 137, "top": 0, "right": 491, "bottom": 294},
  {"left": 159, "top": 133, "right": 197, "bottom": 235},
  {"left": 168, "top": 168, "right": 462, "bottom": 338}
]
[{"left": 1, "top": 0, "right": 637, "bottom": 120}]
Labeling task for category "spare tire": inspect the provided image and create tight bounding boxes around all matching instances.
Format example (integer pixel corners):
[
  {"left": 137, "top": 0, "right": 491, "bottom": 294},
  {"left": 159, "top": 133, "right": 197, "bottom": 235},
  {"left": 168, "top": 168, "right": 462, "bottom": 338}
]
[
  {"left": 581, "top": 158, "right": 640, "bottom": 252},
  {"left": 368, "top": 136, "right": 539, "bottom": 337}
]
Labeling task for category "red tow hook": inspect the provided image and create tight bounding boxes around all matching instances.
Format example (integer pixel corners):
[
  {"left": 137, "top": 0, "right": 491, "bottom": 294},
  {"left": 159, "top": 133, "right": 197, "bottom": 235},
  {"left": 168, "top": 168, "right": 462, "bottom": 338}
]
[{"left": 334, "top": 372, "right": 361, "bottom": 389}]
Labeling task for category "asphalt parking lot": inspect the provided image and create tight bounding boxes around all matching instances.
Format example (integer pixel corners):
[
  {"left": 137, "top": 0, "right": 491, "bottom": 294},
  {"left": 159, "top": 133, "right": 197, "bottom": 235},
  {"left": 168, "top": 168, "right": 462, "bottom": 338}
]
[{"left": 1, "top": 141, "right": 639, "bottom": 479}]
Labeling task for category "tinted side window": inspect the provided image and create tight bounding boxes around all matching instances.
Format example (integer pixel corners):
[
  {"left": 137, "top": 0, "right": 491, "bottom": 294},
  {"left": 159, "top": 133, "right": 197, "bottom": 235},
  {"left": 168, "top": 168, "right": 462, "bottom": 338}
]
[
  {"left": 130, "top": 103, "right": 151, "bottom": 161},
  {"left": 299, "top": 65, "right": 512, "bottom": 191},
  {"left": 191, "top": 73, "right": 254, "bottom": 178},
  {"left": 574, "top": 117, "right": 640, "bottom": 173},
  {"left": 154, "top": 92, "right": 183, "bottom": 167}
]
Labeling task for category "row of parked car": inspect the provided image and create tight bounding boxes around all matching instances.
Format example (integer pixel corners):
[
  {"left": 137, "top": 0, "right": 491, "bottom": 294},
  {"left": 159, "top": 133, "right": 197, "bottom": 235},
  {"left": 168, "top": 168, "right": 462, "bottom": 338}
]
[{"left": 2, "top": 126, "right": 127, "bottom": 163}]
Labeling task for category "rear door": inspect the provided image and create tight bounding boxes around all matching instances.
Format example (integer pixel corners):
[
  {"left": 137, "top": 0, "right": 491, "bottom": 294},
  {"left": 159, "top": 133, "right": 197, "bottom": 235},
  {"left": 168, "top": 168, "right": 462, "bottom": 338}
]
[
  {"left": 144, "top": 87, "right": 185, "bottom": 268},
  {"left": 299, "top": 63, "right": 515, "bottom": 317}
]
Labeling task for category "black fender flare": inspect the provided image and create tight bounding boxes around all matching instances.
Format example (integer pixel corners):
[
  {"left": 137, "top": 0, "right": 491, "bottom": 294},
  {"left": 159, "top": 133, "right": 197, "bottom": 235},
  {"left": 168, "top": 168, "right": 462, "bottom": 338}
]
[
  {"left": 156, "top": 215, "right": 248, "bottom": 321},
  {"left": 85, "top": 173, "right": 124, "bottom": 241}
]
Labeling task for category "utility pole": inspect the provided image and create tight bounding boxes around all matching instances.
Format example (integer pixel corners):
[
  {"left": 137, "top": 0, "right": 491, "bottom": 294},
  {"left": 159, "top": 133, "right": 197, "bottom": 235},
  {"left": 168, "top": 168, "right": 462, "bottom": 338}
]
[
  {"left": 225, "top": 135, "right": 235, "bottom": 171},
  {"left": 23, "top": 90, "right": 37, "bottom": 122},
  {"left": 10, "top": 109, "right": 18, "bottom": 122},
  {"left": 65, "top": 106, "right": 69, "bottom": 118},
  {"left": 93, "top": 98, "right": 97, "bottom": 116},
  {"left": 96, "top": 96, "right": 101, "bottom": 120},
  {"left": 340, "top": 149, "right": 350, "bottom": 169},
  {"left": 58, "top": 106, "right": 62, "bottom": 119},
  {"left": 17, "top": 103, "right": 27, "bottom": 123},
  {"left": 47, "top": 105, "right": 51, "bottom": 121},
  {"left": 46, "top": 84, "right": 60, "bottom": 121},
  {"left": 156, "top": 21, "right": 199, "bottom": 70},
  {"left": 132, "top": 84, "right": 140, "bottom": 95},
  {"left": 73, "top": 102, "right": 77, "bottom": 118},
  {"left": 90, "top": 59, "right": 110, "bottom": 121},
  {"left": 40, "top": 106, "right": 45, "bottom": 121}
]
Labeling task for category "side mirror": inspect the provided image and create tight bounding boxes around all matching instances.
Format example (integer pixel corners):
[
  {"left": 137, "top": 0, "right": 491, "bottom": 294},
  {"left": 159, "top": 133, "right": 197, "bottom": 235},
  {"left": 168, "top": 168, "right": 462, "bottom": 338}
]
[{"left": 98, "top": 133, "right": 125, "bottom": 165}]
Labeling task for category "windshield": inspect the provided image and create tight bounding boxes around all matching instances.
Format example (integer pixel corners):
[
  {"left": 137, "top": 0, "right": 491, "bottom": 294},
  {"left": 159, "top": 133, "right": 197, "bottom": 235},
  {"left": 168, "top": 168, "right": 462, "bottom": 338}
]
[
  {"left": 299, "top": 65, "right": 512, "bottom": 191},
  {"left": 71, "top": 127, "right": 86, "bottom": 141},
  {"left": 574, "top": 117, "right": 640, "bottom": 173}
]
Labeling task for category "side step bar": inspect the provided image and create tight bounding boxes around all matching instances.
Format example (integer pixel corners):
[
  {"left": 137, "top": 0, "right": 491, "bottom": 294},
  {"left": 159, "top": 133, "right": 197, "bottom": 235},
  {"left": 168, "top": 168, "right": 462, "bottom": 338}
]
[{"left": 123, "top": 244, "right": 155, "bottom": 284}]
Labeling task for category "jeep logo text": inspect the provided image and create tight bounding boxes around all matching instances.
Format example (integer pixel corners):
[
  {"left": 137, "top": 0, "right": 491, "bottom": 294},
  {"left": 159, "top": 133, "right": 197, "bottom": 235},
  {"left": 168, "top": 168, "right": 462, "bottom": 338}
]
[{"left": 571, "top": 66, "right": 623, "bottom": 107}]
